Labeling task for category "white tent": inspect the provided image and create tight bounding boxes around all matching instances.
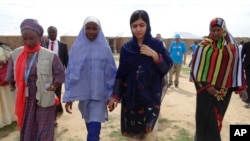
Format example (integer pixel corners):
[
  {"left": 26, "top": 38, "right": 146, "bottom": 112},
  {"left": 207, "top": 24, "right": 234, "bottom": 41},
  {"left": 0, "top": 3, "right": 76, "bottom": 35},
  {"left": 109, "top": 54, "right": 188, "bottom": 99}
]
[
  {"left": 112, "top": 28, "right": 202, "bottom": 39},
  {"left": 114, "top": 29, "right": 132, "bottom": 37},
  {"left": 172, "top": 32, "right": 202, "bottom": 39}
]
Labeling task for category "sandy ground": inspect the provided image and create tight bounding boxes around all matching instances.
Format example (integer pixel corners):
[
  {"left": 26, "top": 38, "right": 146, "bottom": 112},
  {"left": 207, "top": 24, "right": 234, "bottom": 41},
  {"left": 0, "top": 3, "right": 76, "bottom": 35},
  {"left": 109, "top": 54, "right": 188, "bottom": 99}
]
[{"left": 1, "top": 55, "right": 250, "bottom": 141}]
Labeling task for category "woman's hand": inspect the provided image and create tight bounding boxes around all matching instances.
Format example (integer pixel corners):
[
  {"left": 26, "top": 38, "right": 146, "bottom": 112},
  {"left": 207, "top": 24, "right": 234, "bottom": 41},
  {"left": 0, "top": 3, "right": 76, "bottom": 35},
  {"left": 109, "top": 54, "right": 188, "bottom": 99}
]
[
  {"left": 46, "top": 83, "right": 59, "bottom": 91},
  {"left": 207, "top": 86, "right": 218, "bottom": 95},
  {"left": 46, "top": 85, "right": 56, "bottom": 91},
  {"left": 10, "top": 82, "right": 16, "bottom": 91},
  {"left": 107, "top": 97, "right": 119, "bottom": 112},
  {"left": 139, "top": 44, "right": 159, "bottom": 62},
  {"left": 65, "top": 102, "right": 73, "bottom": 114},
  {"left": 239, "top": 89, "right": 248, "bottom": 102}
]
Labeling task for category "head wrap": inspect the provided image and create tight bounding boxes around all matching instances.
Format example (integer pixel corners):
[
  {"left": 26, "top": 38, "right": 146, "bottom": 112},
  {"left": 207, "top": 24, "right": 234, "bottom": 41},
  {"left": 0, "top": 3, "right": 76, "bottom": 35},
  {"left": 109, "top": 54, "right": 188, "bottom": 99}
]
[
  {"left": 209, "top": 17, "right": 228, "bottom": 37},
  {"left": 210, "top": 18, "right": 227, "bottom": 30},
  {"left": 84, "top": 16, "right": 101, "bottom": 28},
  {"left": 20, "top": 19, "right": 44, "bottom": 37}
]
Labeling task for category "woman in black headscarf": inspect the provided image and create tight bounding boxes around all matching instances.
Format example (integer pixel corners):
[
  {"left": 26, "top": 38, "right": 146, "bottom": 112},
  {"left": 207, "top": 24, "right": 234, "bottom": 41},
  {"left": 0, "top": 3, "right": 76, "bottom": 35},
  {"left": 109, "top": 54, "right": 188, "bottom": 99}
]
[{"left": 108, "top": 10, "right": 172, "bottom": 140}]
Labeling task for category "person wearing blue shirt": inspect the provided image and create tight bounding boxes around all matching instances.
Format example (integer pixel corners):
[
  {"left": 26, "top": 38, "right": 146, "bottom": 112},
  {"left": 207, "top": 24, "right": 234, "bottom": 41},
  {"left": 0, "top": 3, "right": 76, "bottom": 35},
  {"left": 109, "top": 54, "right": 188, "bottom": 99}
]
[
  {"left": 189, "top": 40, "right": 198, "bottom": 67},
  {"left": 168, "top": 34, "right": 187, "bottom": 88}
]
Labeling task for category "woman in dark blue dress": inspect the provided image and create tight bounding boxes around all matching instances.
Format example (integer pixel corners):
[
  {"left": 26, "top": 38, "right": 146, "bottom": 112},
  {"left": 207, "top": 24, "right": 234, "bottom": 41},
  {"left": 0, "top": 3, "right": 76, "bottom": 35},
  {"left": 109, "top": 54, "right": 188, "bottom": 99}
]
[{"left": 108, "top": 10, "right": 172, "bottom": 140}]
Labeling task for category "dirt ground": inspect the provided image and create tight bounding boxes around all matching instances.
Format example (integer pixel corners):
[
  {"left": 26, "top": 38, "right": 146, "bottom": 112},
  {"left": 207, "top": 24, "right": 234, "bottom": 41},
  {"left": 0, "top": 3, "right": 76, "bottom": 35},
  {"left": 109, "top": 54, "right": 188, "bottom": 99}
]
[{"left": 1, "top": 55, "right": 250, "bottom": 141}]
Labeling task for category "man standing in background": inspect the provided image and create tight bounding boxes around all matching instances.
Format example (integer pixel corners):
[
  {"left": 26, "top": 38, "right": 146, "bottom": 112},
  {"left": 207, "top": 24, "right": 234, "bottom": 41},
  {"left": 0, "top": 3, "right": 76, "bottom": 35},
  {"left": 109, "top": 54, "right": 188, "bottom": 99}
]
[
  {"left": 45, "top": 26, "right": 68, "bottom": 119},
  {"left": 168, "top": 34, "right": 187, "bottom": 88},
  {"left": 156, "top": 33, "right": 171, "bottom": 98},
  {"left": 189, "top": 40, "right": 198, "bottom": 67},
  {"left": 0, "top": 42, "right": 16, "bottom": 128},
  {"left": 156, "top": 33, "right": 167, "bottom": 48}
]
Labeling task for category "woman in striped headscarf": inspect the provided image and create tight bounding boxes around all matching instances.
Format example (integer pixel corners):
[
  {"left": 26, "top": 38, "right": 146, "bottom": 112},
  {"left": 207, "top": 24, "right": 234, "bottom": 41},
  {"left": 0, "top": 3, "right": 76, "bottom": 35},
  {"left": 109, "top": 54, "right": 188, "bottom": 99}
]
[{"left": 191, "top": 17, "right": 248, "bottom": 141}]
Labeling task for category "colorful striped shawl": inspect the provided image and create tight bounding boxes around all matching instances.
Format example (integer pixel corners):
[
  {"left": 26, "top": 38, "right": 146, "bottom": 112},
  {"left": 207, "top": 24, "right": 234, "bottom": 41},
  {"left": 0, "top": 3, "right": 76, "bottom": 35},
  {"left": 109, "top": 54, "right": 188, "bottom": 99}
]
[{"left": 191, "top": 34, "right": 244, "bottom": 89}]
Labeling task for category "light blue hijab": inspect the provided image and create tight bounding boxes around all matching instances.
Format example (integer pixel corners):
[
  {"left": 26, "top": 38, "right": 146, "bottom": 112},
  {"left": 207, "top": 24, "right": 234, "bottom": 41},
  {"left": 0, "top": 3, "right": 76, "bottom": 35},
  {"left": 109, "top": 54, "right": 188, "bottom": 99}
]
[{"left": 63, "top": 16, "right": 117, "bottom": 102}]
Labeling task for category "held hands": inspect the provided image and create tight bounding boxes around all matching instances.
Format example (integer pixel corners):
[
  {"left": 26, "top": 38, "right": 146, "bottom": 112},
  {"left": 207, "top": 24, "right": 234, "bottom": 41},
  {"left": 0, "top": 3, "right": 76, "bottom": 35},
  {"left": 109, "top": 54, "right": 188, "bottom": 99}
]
[
  {"left": 207, "top": 86, "right": 218, "bottom": 95},
  {"left": 45, "top": 83, "right": 56, "bottom": 91},
  {"left": 207, "top": 86, "right": 227, "bottom": 101},
  {"left": 65, "top": 102, "right": 73, "bottom": 114},
  {"left": 10, "top": 82, "right": 16, "bottom": 91},
  {"left": 138, "top": 44, "right": 159, "bottom": 62},
  {"left": 207, "top": 86, "right": 249, "bottom": 102},
  {"left": 107, "top": 97, "right": 119, "bottom": 112}
]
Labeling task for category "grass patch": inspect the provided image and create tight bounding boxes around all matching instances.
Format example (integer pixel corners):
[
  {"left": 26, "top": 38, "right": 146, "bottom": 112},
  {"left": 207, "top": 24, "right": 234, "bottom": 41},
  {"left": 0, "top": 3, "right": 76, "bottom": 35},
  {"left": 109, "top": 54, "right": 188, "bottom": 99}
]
[
  {"left": 55, "top": 128, "right": 69, "bottom": 139},
  {"left": 158, "top": 118, "right": 177, "bottom": 132},
  {"left": 181, "top": 65, "right": 191, "bottom": 75},
  {"left": 103, "top": 114, "right": 126, "bottom": 140},
  {"left": 158, "top": 136, "right": 171, "bottom": 141},
  {"left": 0, "top": 123, "right": 18, "bottom": 139},
  {"left": 173, "top": 128, "right": 193, "bottom": 141},
  {"left": 158, "top": 118, "right": 176, "bottom": 124},
  {"left": 108, "top": 130, "right": 126, "bottom": 141},
  {"left": 63, "top": 137, "right": 83, "bottom": 141}
]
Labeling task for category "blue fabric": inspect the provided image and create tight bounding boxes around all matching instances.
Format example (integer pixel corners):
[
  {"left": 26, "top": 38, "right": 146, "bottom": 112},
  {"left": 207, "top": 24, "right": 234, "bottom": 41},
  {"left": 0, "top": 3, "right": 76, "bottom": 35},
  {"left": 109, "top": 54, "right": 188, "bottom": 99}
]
[
  {"left": 115, "top": 10, "right": 172, "bottom": 138},
  {"left": 190, "top": 43, "right": 198, "bottom": 55},
  {"left": 78, "top": 100, "right": 108, "bottom": 123},
  {"left": 63, "top": 16, "right": 117, "bottom": 102},
  {"left": 86, "top": 122, "right": 101, "bottom": 141},
  {"left": 115, "top": 10, "right": 173, "bottom": 109},
  {"left": 169, "top": 41, "right": 187, "bottom": 63},
  {"left": 117, "top": 38, "right": 172, "bottom": 109}
]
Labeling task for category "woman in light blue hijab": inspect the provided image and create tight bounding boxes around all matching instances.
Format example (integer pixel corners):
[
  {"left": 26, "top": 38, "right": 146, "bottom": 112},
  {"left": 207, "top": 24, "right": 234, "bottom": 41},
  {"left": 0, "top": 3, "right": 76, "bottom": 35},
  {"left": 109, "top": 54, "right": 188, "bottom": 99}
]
[{"left": 63, "top": 16, "right": 117, "bottom": 141}]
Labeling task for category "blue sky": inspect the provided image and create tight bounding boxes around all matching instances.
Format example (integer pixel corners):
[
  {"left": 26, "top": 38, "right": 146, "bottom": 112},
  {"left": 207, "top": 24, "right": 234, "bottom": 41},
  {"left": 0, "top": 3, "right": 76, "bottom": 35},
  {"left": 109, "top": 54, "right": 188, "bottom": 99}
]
[{"left": 0, "top": 0, "right": 250, "bottom": 38}]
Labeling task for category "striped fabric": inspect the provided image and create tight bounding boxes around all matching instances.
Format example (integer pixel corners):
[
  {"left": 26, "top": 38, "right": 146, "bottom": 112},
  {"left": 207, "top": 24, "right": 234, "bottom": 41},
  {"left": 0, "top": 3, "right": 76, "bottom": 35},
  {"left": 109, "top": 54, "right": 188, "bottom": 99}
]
[
  {"left": 191, "top": 18, "right": 245, "bottom": 88},
  {"left": 191, "top": 23, "right": 244, "bottom": 89}
]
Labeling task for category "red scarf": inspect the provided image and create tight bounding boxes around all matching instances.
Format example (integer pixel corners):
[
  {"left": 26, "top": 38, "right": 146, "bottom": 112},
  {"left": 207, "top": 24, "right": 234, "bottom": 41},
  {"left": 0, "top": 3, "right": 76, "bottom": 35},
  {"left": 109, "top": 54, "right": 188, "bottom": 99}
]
[{"left": 15, "top": 44, "right": 40, "bottom": 130}]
